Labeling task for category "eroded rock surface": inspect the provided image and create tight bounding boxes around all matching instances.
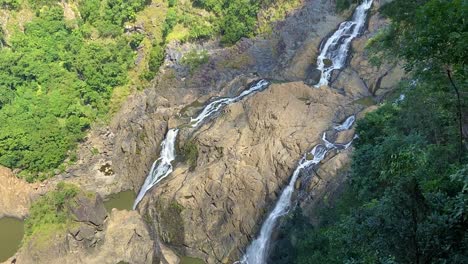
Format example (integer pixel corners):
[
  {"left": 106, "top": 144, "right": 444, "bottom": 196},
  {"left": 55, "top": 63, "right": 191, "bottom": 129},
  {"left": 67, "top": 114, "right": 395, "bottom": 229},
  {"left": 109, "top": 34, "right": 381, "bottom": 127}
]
[{"left": 138, "top": 82, "right": 363, "bottom": 263}]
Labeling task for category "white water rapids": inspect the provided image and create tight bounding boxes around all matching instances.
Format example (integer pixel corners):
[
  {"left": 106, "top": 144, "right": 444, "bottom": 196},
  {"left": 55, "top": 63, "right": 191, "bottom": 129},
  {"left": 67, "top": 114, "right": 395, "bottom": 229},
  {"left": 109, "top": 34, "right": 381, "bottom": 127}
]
[
  {"left": 240, "top": 116, "right": 356, "bottom": 264},
  {"left": 133, "top": 80, "right": 269, "bottom": 209},
  {"left": 133, "top": 129, "right": 179, "bottom": 209},
  {"left": 334, "top": 115, "right": 356, "bottom": 131},
  {"left": 315, "top": 0, "right": 373, "bottom": 87},
  {"left": 191, "top": 79, "right": 269, "bottom": 127}
]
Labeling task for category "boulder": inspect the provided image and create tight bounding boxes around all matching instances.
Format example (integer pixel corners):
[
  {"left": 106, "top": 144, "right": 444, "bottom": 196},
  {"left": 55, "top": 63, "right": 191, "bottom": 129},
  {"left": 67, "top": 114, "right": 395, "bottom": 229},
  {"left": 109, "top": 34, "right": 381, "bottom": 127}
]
[{"left": 69, "top": 193, "right": 107, "bottom": 227}]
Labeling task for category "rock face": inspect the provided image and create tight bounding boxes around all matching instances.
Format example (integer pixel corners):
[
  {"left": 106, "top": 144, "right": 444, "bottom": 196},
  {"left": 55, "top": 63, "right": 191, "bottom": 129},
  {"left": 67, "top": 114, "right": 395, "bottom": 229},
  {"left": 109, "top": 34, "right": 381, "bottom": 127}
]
[
  {"left": 48, "top": 0, "right": 344, "bottom": 200},
  {"left": 138, "top": 82, "right": 362, "bottom": 262},
  {"left": 8, "top": 197, "right": 156, "bottom": 264},
  {"left": 331, "top": 1, "right": 405, "bottom": 100},
  {"left": 0, "top": 166, "right": 48, "bottom": 219}
]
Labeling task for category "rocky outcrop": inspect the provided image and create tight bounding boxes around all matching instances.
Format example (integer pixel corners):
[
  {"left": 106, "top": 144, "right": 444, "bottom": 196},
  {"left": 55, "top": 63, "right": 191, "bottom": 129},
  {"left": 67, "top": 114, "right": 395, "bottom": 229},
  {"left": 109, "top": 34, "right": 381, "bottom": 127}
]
[
  {"left": 0, "top": 166, "right": 48, "bottom": 219},
  {"left": 7, "top": 199, "right": 156, "bottom": 264}
]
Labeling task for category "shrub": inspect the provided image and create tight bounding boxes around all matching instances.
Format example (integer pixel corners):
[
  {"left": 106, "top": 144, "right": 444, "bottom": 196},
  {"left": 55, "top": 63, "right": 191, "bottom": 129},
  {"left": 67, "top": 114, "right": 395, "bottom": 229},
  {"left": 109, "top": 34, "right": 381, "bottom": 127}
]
[
  {"left": 168, "top": 0, "right": 177, "bottom": 7},
  {"left": 24, "top": 183, "right": 79, "bottom": 242},
  {"left": 180, "top": 140, "right": 198, "bottom": 170},
  {"left": 148, "top": 44, "right": 165, "bottom": 72},
  {"left": 0, "top": 0, "right": 20, "bottom": 10},
  {"left": 163, "top": 8, "right": 178, "bottom": 37},
  {"left": 181, "top": 49, "right": 209, "bottom": 74}
]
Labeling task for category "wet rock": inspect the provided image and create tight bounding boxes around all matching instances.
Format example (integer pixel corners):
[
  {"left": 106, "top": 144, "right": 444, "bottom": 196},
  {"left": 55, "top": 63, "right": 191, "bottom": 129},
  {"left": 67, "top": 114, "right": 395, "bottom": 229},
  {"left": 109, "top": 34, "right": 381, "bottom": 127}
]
[
  {"left": 305, "top": 66, "right": 322, "bottom": 86},
  {"left": 335, "top": 129, "right": 356, "bottom": 144}
]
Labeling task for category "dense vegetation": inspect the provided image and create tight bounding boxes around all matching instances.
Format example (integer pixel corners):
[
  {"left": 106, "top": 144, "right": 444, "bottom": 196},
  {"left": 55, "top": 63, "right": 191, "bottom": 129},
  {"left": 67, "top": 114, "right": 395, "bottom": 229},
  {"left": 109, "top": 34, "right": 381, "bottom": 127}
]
[
  {"left": 0, "top": 4, "right": 138, "bottom": 181},
  {"left": 24, "top": 182, "right": 80, "bottom": 243},
  {"left": 271, "top": 0, "right": 467, "bottom": 263},
  {"left": 166, "top": 0, "right": 302, "bottom": 44}
]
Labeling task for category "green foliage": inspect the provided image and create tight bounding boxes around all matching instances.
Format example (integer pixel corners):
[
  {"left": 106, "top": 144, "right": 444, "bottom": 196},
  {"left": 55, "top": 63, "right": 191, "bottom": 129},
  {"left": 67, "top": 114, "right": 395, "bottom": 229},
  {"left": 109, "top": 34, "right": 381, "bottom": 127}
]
[
  {"left": 192, "top": 0, "right": 260, "bottom": 44},
  {"left": 180, "top": 140, "right": 198, "bottom": 170},
  {"left": 79, "top": 0, "right": 151, "bottom": 37},
  {"left": 127, "top": 33, "right": 144, "bottom": 50},
  {"left": 28, "top": 0, "right": 58, "bottom": 10},
  {"left": 335, "top": 0, "right": 359, "bottom": 12},
  {"left": 24, "top": 182, "right": 79, "bottom": 242},
  {"left": 143, "top": 43, "right": 165, "bottom": 80},
  {"left": 181, "top": 49, "right": 209, "bottom": 74},
  {"left": 219, "top": 0, "right": 258, "bottom": 44},
  {"left": 0, "top": 4, "right": 135, "bottom": 180},
  {"left": 0, "top": 0, "right": 20, "bottom": 10},
  {"left": 168, "top": 0, "right": 177, "bottom": 8},
  {"left": 163, "top": 7, "right": 178, "bottom": 37}
]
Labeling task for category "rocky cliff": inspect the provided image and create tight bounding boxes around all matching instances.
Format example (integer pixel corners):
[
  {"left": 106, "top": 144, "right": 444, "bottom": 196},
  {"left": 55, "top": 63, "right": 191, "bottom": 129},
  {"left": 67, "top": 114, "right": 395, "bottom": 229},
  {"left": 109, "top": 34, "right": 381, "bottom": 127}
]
[
  {"left": 139, "top": 82, "right": 364, "bottom": 262},
  {"left": 134, "top": 1, "right": 403, "bottom": 263},
  {"left": 1, "top": 0, "right": 404, "bottom": 263}
]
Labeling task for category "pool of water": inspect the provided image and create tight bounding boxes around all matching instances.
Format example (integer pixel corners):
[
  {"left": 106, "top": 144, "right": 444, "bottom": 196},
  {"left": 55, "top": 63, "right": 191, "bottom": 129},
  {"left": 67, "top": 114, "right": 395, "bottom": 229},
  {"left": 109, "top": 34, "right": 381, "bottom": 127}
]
[
  {"left": 0, "top": 217, "right": 24, "bottom": 262},
  {"left": 103, "top": 190, "right": 136, "bottom": 212},
  {"left": 180, "top": 256, "right": 205, "bottom": 264}
]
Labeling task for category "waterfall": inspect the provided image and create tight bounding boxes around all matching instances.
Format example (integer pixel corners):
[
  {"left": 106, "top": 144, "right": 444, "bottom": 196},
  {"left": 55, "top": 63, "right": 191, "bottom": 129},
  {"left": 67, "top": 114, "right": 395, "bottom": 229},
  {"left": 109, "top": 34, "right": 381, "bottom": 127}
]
[
  {"left": 240, "top": 116, "right": 356, "bottom": 264},
  {"left": 334, "top": 115, "right": 356, "bottom": 131},
  {"left": 133, "top": 79, "right": 270, "bottom": 209},
  {"left": 315, "top": 0, "right": 373, "bottom": 87},
  {"left": 133, "top": 129, "right": 179, "bottom": 209},
  {"left": 191, "top": 79, "right": 269, "bottom": 127}
]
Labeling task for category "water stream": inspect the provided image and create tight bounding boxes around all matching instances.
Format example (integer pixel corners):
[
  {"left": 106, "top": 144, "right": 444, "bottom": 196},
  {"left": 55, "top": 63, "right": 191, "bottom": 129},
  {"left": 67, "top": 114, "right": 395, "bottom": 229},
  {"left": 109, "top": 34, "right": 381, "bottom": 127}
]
[
  {"left": 334, "top": 115, "right": 356, "bottom": 131},
  {"left": 240, "top": 116, "right": 356, "bottom": 264},
  {"left": 133, "top": 129, "right": 179, "bottom": 209},
  {"left": 315, "top": 0, "right": 373, "bottom": 87},
  {"left": 134, "top": 80, "right": 269, "bottom": 209},
  {"left": 190, "top": 80, "right": 269, "bottom": 127}
]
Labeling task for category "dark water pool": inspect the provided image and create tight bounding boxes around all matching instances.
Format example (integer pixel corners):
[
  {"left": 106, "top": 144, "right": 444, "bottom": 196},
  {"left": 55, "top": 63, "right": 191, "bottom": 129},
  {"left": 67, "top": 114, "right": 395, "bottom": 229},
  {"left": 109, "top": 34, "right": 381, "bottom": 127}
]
[
  {"left": 103, "top": 190, "right": 136, "bottom": 212},
  {"left": 0, "top": 217, "right": 24, "bottom": 262}
]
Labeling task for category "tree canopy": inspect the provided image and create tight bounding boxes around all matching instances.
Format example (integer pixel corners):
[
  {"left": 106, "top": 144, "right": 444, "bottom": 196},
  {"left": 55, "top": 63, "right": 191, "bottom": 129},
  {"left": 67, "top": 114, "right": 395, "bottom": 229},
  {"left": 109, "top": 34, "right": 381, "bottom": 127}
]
[{"left": 270, "top": 0, "right": 467, "bottom": 263}]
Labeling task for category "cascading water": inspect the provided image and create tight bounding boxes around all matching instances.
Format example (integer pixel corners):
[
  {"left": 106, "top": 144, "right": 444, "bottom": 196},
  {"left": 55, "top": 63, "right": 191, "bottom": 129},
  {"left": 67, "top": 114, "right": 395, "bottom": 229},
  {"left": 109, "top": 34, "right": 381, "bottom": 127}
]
[
  {"left": 315, "top": 0, "right": 373, "bottom": 87},
  {"left": 133, "top": 129, "right": 179, "bottom": 209},
  {"left": 240, "top": 116, "right": 356, "bottom": 264},
  {"left": 334, "top": 115, "right": 356, "bottom": 131},
  {"left": 191, "top": 79, "right": 269, "bottom": 127},
  {"left": 134, "top": 80, "right": 270, "bottom": 209}
]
